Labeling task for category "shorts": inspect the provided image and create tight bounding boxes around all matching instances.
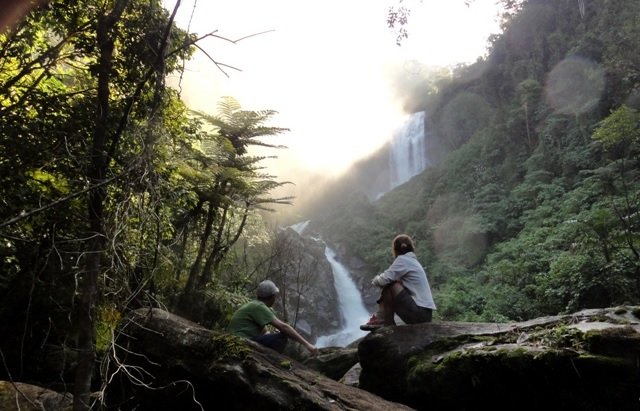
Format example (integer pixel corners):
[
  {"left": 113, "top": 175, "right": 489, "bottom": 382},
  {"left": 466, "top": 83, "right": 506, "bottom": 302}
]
[
  {"left": 252, "top": 332, "right": 288, "bottom": 353},
  {"left": 394, "top": 288, "right": 433, "bottom": 324}
]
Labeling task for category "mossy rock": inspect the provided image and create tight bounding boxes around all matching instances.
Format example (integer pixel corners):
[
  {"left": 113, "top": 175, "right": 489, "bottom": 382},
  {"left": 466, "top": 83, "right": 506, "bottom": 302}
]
[
  {"left": 0, "top": 381, "right": 72, "bottom": 411},
  {"left": 359, "top": 307, "right": 640, "bottom": 411},
  {"left": 404, "top": 343, "right": 638, "bottom": 410}
]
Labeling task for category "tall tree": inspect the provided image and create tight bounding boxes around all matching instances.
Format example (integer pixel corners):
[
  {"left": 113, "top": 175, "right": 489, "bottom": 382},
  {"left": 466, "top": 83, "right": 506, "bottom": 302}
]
[
  {"left": 0, "top": 1, "right": 193, "bottom": 408},
  {"left": 174, "top": 97, "right": 292, "bottom": 321},
  {"left": 75, "top": 2, "right": 131, "bottom": 407}
]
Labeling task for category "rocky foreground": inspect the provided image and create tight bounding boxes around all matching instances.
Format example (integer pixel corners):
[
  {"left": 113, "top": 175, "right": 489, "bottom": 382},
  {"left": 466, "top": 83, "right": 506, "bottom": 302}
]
[
  {"left": 105, "top": 308, "right": 411, "bottom": 410},
  {"left": 3, "top": 306, "right": 640, "bottom": 410}
]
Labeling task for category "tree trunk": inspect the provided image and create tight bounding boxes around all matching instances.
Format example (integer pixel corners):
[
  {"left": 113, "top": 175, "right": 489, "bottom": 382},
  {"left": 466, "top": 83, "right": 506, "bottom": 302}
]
[
  {"left": 183, "top": 202, "right": 215, "bottom": 295},
  {"left": 198, "top": 203, "right": 228, "bottom": 289},
  {"left": 175, "top": 199, "right": 202, "bottom": 283},
  {"left": 73, "top": 2, "right": 129, "bottom": 409},
  {"left": 201, "top": 202, "right": 251, "bottom": 287}
]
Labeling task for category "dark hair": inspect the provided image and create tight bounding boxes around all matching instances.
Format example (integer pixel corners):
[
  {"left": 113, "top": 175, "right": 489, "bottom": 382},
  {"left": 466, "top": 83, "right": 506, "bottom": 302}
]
[{"left": 392, "top": 234, "right": 415, "bottom": 256}]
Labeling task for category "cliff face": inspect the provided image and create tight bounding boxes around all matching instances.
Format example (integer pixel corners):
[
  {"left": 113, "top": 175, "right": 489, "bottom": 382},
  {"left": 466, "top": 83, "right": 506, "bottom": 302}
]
[{"left": 275, "top": 227, "right": 342, "bottom": 342}]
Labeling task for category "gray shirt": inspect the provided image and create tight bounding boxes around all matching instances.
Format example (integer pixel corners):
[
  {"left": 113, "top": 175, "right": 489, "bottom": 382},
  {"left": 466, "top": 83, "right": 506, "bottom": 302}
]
[{"left": 371, "top": 252, "right": 436, "bottom": 309}]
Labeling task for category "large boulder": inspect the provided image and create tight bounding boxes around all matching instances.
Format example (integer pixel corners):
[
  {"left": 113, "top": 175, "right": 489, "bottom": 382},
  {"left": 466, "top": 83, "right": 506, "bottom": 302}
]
[
  {"left": 302, "top": 347, "right": 359, "bottom": 381},
  {"left": 106, "top": 308, "right": 413, "bottom": 411},
  {"left": 0, "top": 381, "right": 72, "bottom": 411},
  {"left": 277, "top": 227, "right": 342, "bottom": 341},
  {"left": 358, "top": 306, "right": 640, "bottom": 410}
]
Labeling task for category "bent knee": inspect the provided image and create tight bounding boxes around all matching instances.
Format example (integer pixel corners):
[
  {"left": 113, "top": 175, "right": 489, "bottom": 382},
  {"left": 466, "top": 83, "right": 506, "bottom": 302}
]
[{"left": 382, "top": 281, "right": 404, "bottom": 297}]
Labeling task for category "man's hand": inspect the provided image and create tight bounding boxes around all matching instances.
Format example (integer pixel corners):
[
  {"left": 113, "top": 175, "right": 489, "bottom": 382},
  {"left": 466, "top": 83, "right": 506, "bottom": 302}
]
[
  {"left": 305, "top": 343, "right": 319, "bottom": 357},
  {"left": 271, "top": 318, "right": 318, "bottom": 356}
]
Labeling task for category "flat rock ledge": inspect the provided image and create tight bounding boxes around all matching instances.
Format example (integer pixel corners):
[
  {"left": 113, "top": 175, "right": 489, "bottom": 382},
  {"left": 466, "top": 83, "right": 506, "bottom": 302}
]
[{"left": 358, "top": 306, "right": 640, "bottom": 411}]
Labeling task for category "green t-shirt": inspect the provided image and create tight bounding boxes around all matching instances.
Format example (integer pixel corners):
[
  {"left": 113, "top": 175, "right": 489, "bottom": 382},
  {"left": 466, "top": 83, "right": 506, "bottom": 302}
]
[{"left": 226, "top": 300, "right": 277, "bottom": 338}]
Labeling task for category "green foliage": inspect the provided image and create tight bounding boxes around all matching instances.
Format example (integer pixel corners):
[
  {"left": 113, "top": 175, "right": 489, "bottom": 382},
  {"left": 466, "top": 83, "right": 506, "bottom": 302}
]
[
  {"left": 592, "top": 105, "right": 640, "bottom": 153},
  {"left": 279, "top": 359, "right": 293, "bottom": 370},
  {"left": 95, "top": 304, "right": 123, "bottom": 355},
  {"left": 435, "top": 92, "right": 494, "bottom": 150},
  {"left": 166, "top": 96, "right": 293, "bottom": 326},
  {"left": 201, "top": 286, "right": 251, "bottom": 329},
  {"left": 0, "top": 0, "right": 290, "bottom": 392},
  {"left": 194, "top": 96, "right": 289, "bottom": 157},
  {"left": 436, "top": 277, "right": 491, "bottom": 322},
  {"left": 210, "top": 333, "right": 251, "bottom": 362}
]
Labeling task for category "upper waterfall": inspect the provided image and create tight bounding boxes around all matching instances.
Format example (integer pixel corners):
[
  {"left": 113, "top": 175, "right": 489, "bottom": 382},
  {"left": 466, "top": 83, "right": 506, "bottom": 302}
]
[{"left": 389, "top": 111, "right": 429, "bottom": 189}]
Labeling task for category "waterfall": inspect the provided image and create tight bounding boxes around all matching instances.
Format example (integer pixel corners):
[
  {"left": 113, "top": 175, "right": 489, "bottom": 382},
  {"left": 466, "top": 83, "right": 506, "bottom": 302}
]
[
  {"left": 389, "top": 111, "right": 428, "bottom": 189},
  {"left": 289, "top": 220, "right": 310, "bottom": 235},
  {"left": 285, "top": 221, "right": 370, "bottom": 347},
  {"left": 315, "top": 246, "right": 370, "bottom": 348}
]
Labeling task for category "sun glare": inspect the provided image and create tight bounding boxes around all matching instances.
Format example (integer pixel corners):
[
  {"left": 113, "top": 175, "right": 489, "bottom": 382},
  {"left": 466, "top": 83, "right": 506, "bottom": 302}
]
[{"left": 165, "top": 0, "right": 503, "bottom": 178}]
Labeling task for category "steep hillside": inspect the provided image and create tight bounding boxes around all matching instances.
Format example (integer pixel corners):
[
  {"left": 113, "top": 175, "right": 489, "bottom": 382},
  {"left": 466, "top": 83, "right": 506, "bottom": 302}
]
[{"left": 303, "top": 0, "right": 640, "bottom": 322}]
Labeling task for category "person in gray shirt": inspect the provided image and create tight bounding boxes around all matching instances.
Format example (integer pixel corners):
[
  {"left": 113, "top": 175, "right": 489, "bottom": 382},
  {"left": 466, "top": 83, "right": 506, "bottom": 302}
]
[{"left": 361, "top": 234, "right": 436, "bottom": 330}]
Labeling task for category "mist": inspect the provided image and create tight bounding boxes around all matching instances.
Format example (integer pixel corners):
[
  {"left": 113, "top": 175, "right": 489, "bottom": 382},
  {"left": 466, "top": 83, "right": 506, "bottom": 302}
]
[{"left": 163, "top": 0, "right": 504, "bottom": 226}]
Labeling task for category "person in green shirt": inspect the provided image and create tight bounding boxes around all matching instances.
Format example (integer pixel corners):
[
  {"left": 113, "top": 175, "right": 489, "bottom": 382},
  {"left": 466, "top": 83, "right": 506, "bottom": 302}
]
[{"left": 227, "top": 280, "right": 318, "bottom": 355}]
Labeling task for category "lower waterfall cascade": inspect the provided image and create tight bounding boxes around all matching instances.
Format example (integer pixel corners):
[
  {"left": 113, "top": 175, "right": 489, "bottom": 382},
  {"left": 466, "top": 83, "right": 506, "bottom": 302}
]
[{"left": 315, "top": 246, "right": 370, "bottom": 348}]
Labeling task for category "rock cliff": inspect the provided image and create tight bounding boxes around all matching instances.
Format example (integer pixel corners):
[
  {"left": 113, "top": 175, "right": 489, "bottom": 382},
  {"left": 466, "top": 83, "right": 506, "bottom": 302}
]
[{"left": 276, "top": 227, "right": 343, "bottom": 341}]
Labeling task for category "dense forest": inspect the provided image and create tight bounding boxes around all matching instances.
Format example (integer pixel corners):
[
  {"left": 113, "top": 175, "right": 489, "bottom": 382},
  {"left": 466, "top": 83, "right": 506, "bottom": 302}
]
[
  {"left": 305, "top": 0, "right": 640, "bottom": 323},
  {"left": 0, "top": 1, "right": 294, "bottom": 408},
  {"left": 0, "top": 0, "right": 639, "bottom": 409}
]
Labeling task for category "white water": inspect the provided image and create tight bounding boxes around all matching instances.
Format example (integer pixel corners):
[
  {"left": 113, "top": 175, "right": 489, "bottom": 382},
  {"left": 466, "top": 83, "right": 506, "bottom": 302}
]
[
  {"left": 315, "top": 246, "right": 370, "bottom": 348},
  {"left": 289, "top": 220, "right": 310, "bottom": 235},
  {"left": 389, "top": 111, "right": 429, "bottom": 189}
]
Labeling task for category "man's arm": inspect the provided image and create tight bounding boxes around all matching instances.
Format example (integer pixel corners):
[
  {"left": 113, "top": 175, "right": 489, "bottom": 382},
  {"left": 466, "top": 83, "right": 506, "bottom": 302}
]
[{"left": 269, "top": 318, "right": 318, "bottom": 355}]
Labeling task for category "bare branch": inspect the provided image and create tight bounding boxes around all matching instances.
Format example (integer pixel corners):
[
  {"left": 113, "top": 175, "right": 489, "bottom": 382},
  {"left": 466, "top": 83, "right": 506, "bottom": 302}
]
[{"left": 193, "top": 43, "right": 242, "bottom": 77}]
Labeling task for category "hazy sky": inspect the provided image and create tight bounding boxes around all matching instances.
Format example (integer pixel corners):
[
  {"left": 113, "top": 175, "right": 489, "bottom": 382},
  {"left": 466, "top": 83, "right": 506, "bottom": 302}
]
[{"left": 164, "top": 0, "right": 503, "bottom": 180}]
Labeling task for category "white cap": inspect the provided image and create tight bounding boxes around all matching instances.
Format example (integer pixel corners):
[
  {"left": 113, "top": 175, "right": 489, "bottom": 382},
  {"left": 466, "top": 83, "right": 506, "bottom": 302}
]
[{"left": 256, "top": 280, "right": 279, "bottom": 299}]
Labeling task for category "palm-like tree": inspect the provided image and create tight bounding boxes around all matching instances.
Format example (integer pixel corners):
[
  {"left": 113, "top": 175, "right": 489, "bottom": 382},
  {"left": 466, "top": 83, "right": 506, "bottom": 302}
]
[{"left": 174, "top": 97, "right": 293, "bottom": 316}]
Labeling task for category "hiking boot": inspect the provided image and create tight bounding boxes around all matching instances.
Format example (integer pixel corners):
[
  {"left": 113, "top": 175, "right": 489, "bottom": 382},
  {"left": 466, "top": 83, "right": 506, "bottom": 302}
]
[{"left": 360, "top": 313, "right": 385, "bottom": 331}]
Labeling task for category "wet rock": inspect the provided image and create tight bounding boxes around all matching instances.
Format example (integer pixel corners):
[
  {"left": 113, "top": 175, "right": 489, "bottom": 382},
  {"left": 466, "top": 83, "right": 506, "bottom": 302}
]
[{"left": 303, "top": 347, "right": 359, "bottom": 380}]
